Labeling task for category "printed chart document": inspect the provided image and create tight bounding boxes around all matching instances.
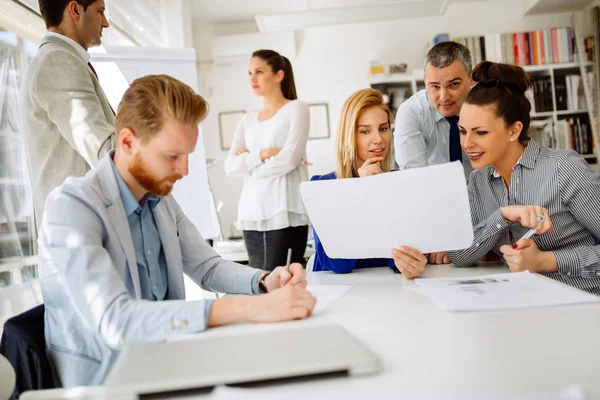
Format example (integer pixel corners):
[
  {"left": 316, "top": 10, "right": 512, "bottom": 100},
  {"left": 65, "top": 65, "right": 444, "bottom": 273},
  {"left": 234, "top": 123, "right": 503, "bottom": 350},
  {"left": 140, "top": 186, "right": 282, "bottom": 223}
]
[
  {"left": 299, "top": 161, "right": 473, "bottom": 258},
  {"left": 412, "top": 271, "right": 600, "bottom": 312}
]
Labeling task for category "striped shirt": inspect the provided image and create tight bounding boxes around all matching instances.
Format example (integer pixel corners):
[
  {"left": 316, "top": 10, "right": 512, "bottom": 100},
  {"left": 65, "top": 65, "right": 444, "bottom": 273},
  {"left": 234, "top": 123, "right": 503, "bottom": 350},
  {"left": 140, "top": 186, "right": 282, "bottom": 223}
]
[{"left": 448, "top": 139, "right": 600, "bottom": 295}]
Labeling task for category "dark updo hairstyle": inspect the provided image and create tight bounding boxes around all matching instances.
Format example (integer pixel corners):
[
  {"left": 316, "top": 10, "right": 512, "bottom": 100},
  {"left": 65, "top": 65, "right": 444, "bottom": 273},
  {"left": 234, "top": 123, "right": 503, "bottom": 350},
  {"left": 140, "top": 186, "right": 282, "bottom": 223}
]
[
  {"left": 251, "top": 49, "right": 297, "bottom": 101},
  {"left": 466, "top": 61, "right": 533, "bottom": 141}
]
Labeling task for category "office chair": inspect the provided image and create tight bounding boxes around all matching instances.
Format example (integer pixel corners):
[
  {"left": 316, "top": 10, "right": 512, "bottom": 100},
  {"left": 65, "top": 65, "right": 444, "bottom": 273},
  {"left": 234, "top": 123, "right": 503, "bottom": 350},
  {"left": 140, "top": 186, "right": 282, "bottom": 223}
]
[{"left": 0, "top": 304, "right": 56, "bottom": 399}]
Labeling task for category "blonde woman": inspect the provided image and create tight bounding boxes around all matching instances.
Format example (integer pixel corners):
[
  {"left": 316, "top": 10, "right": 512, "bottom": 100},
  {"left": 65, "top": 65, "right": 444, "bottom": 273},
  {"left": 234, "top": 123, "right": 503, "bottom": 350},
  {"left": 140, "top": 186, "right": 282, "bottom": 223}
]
[{"left": 311, "top": 88, "right": 447, "bottom": 275}]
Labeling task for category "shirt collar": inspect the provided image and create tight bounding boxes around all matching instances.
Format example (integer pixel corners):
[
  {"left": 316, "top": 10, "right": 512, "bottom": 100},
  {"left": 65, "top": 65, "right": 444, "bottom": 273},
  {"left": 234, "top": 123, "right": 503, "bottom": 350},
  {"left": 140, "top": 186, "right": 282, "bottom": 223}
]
[
  {"left": 109, "top": 155, "right": 161, "bottom": 216},
  {"left": 44, "top": 32, "right": 90, "bottom": 63},
  {"left": 491, "top": 139, "right": 538, "bottom": 178}
]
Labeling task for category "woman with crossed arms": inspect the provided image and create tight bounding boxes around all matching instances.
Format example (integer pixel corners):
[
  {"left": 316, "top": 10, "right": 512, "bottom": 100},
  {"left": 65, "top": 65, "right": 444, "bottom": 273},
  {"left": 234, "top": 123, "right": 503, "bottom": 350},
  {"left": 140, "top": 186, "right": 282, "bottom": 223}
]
[
  {"left": 311, "top": 88, "right": 449, "bottom": 275},
  {"left": 225, "top": 49, "right": 309, "bottom": 271},
  {"left": 449, "top": 61, "right": 600, "bottom": 295}
]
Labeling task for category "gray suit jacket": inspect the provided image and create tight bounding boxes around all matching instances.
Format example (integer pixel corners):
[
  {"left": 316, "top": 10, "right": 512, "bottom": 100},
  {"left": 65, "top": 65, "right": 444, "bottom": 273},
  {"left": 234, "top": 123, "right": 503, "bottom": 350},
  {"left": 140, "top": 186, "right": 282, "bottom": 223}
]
[
  {"left": 38, "top": 153, "right": 261, "bottom": 387},
  {"left": 19, "top": 34, "right": 116, "bottom": 223}
]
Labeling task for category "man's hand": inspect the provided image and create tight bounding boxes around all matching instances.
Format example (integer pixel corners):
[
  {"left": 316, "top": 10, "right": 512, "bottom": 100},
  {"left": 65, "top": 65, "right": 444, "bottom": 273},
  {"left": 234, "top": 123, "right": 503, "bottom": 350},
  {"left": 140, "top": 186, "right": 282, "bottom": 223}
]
[
  {"left": 259, "top": 147, "right": 281, "bottom": 161},
  {"left": 247, "top": 285, "right": 316, "bottom": 322},
  {"left": 499, "top": 239, "right": 558, "bottom": 273},
  {"left": 264, "top": 263, "right": 307, "bottom": 292},
  {"left": 426, "top": 251, "right": 450, "bottom": 265},
  {"left": 392, "top": 246, "right": 427, "bottom": 279},
  {"left": 208, "top": 284, "right": 316, "bottom": 326},
  {"left": 358, "top": 157, "right": 384, "bottom": 177},
  {"left": 500, "top": 205, "right": 552, "bottom": 234}
]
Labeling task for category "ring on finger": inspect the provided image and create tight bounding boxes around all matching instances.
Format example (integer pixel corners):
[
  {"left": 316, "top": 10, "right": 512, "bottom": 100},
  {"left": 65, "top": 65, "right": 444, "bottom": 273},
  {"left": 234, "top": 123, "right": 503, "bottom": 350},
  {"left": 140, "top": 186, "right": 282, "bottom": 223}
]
[{"left": 536, "top": 215, "right": 545, "bottom": 223}]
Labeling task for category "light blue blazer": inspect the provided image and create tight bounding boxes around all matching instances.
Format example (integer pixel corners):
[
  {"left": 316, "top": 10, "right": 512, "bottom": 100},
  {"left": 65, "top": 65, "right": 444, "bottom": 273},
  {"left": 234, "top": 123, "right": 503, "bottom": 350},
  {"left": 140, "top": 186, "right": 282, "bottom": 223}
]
[{"left": 38, "top": 153, "right": 261, "bottom": 387}]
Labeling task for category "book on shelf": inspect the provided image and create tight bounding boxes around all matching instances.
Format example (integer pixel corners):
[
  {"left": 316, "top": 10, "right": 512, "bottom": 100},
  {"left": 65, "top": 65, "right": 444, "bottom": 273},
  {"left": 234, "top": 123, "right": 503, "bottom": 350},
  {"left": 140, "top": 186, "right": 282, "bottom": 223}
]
[
  {"left": 453, "top": 27, "right": 580, "bottom": 67},
  {"left": 529, "top": 118, "right": 555, "bottom": 148},
  {"left": 555, "top": 117, "right": 596, "bottom": 156}
]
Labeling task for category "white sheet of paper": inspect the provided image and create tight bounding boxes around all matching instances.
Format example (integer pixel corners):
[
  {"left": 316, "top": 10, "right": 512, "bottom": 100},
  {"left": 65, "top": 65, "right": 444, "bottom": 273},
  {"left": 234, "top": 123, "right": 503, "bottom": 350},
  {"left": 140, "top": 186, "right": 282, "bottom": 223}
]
[
  {"left": 300, "top": 161, "right": 473, "bottom": 258},
  {"left": 306, "top": 285, "right": 352, "bottom": 315},
  {"left": 412, "top": 271, "right": 600, "bottom": 312}
]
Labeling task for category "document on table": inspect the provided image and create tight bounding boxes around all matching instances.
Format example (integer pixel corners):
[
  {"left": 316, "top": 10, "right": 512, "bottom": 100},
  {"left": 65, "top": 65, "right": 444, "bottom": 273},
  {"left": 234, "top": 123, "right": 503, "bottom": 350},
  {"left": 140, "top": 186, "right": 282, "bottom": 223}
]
[
  {"left": 299, "top": 161, "right": 473, "bottom": 258},
  {"left": 412, "top": 271, "right": 600, "bottom": 312},
  {"left": 306, "top": 285, "right": 352, "bottom": 315}
]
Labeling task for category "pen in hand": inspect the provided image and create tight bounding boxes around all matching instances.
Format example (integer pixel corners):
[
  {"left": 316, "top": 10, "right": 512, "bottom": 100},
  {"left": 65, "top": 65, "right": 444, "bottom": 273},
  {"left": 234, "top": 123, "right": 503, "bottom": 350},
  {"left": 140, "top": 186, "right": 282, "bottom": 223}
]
[
  {"left": 519, "top": 228, "right": 537, "bottom": 241},
  {"left": 285, "top": 248, "right": 292, "bottom": 272},
  {"left": 513, "top": 215, "right": 545, "bottom": 249}
]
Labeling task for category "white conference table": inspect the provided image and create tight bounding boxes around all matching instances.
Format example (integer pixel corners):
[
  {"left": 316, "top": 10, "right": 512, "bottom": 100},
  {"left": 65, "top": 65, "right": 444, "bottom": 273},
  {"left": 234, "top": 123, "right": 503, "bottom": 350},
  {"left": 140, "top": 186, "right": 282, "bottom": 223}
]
[
  {"left": 22, "top": 263, "right": 600, "bottom": 399},
  {"left": 165, "top": 263, "right": 600, "bottom": 399}
]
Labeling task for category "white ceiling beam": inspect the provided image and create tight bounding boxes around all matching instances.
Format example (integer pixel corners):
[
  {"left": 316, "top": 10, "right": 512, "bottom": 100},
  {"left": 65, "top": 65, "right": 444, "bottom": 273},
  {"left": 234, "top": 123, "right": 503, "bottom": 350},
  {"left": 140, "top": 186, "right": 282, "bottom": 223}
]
[{"left": 255, "top": 0, "right": 443, "bottom": 32}]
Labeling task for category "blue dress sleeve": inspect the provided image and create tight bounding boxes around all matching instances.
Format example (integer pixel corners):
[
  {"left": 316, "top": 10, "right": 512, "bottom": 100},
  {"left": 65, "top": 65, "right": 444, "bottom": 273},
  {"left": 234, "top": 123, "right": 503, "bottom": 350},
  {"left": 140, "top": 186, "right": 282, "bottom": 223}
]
[
  {"left": 387, "top": 259, "right": 400, "bottom": 273},
  {"left": 312, "top": 229, "right": 357, "bottom": 274}
]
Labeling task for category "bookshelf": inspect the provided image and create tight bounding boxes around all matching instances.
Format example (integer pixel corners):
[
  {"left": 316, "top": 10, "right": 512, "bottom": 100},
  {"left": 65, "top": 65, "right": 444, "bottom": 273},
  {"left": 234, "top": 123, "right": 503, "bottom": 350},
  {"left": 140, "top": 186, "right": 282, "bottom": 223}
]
[
  {"left": 368, "top": 22, "right": 600, "bottom": 166},
  {"left": 369, "top": 74, "right": 425, "bottom": 118},
  {"left": 525, "top": 61, "right": 597, "bottom": 163}
]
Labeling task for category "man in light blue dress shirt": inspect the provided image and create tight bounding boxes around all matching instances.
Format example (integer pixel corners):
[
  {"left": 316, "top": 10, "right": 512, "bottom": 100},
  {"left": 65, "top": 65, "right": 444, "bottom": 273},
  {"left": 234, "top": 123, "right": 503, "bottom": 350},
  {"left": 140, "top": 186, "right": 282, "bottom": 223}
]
[
  {"left": 394, "top": 41, "right": 473, "bottom": 175},
  {"left": 38, "top": 75, "right": 316, "bottom": 387}
]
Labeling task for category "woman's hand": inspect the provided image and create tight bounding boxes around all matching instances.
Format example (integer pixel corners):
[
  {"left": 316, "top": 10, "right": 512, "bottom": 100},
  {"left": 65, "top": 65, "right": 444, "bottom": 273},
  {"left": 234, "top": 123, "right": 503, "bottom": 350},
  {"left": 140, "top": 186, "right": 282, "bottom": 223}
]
[
  {"left": 500, "top": 205, "right": 552, "bottom": 234},
  {"left": 358, "top": 157, "right": 384, "bottom": 177},
  {"left": 391, "top": 246, "right": 427, "bottom": 279},
  {"left": 426, "top": 251, "right": 450, "bottom": 265},
  {"left": 260, "top": 147, "right": 281, "bottom": 161},
  {"left": 236, "top": 147, "right": 249, "bottom": 156},
  {"left": 499, "top": 239, "right": 558, "bottom": 273}
]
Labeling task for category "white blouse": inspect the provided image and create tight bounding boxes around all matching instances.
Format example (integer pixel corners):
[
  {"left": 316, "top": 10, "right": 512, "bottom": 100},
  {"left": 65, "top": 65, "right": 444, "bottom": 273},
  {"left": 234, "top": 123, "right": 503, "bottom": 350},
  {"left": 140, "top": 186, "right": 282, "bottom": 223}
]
[{"left": 225, "top": 100, "right": 310, "bottom": 232}]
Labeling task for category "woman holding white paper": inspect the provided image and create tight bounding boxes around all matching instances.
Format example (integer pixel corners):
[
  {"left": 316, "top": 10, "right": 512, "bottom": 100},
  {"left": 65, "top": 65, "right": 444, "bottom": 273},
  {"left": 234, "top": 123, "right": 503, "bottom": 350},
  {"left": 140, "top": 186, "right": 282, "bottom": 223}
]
[
  {"left": 450, "top": 61, "right": 600, "bottom": 295},
  {"left": 311, "top": 88, "right": 449, "bottom": 276}
]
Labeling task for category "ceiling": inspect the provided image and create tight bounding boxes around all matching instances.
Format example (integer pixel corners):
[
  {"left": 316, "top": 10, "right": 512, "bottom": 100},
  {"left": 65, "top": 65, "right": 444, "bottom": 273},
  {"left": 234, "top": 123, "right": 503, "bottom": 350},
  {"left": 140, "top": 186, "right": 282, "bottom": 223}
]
[
  {"left": 191, "top": 0, "right": 593, "bottom": 26},
  {"left": 190, "top": 0, "right": 454, "bottom": 23}
]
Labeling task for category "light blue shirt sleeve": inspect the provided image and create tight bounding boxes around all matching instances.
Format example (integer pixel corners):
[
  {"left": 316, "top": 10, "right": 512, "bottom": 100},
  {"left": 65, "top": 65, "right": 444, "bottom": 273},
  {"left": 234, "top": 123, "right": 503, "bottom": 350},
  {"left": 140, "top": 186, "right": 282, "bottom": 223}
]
[
  {"left": 394, "top": 97, "right": 430, "bottom": 169},
  {"left": 251, "top": 271, "right": 261, "bottom": 294},
  {"left": 204, "top": 300, "right": 214, "bottom": 322},
  {"left": 393, "top": 90, "right": 454, "bottom": 170}
]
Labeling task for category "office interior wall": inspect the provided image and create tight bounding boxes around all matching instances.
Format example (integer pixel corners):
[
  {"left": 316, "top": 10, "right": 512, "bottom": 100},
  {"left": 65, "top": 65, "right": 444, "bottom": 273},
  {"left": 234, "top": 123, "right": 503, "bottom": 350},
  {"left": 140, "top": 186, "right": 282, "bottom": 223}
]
[{"left": 195, "top": 0, "right": 573, "bottom": 239}]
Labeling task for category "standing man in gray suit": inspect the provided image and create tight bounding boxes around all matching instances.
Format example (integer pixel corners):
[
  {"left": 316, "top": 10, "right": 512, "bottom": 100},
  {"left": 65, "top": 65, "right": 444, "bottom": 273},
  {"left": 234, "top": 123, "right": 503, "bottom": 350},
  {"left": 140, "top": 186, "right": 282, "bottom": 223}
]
[{"left": 20, "top": 0, "right": 114, "bottom": 223}]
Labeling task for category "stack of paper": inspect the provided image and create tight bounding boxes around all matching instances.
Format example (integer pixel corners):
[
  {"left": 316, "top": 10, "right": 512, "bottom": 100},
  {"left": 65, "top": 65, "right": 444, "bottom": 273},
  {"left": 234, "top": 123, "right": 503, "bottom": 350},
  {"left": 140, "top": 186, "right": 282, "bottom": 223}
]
[{"left": 412, "top": 271, "right": 600, "bottom": 312}]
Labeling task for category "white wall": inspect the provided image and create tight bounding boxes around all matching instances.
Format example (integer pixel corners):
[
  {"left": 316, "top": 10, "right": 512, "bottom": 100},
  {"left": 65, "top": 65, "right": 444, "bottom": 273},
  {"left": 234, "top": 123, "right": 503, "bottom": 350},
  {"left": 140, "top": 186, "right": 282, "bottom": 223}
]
[{"left": 195, "top": 0, "right": 574, "bottom": 238}]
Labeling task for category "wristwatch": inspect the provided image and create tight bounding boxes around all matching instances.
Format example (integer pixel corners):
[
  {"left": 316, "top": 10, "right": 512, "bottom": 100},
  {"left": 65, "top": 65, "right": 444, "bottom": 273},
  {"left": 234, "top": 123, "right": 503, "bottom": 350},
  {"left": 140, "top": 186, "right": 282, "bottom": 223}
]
[{"left": 258, "top": 272, "right": 271, "bottom": 294}]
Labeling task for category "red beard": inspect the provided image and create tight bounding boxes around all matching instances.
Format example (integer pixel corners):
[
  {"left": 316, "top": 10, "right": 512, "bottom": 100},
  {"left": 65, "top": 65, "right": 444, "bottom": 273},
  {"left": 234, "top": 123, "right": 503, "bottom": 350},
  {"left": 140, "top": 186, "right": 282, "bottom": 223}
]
[{"left": 128, "top": 153, "right": 182, "bottom": 197}]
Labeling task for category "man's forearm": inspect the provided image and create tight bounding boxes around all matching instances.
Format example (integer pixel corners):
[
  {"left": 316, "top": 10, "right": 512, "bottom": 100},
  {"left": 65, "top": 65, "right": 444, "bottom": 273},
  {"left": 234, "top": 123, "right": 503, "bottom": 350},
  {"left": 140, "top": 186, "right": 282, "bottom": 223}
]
[{"left": 207, "top": 296, "right": 253, "bottom": 327}]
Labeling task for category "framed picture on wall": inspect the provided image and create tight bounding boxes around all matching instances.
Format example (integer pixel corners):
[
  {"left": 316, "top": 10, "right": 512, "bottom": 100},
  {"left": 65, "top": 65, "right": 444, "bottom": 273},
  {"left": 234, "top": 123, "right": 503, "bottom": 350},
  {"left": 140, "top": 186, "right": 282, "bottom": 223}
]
[
  {"left": 308, "top": 103, "right": 330, "bottom": 140},
  {"left": 218, "top": 110, "right": 245, "bottom": 150}
]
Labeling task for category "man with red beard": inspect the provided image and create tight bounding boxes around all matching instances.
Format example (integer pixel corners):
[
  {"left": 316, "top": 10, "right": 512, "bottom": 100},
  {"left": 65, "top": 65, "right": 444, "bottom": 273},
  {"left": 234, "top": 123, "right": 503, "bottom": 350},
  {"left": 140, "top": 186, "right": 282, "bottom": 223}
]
[{"left": 37, "top": 74, "right": 315, "bottom": 388}]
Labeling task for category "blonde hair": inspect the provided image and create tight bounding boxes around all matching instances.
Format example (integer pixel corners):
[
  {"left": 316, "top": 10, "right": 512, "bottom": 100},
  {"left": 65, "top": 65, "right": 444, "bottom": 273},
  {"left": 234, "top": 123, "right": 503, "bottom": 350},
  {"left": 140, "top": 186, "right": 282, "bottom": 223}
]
[
  {"left": 114, "top": 74, "right": 209, "bottom": 142},
  {"left": 335, "top": 88, "right": 394, "bottom": 179}
]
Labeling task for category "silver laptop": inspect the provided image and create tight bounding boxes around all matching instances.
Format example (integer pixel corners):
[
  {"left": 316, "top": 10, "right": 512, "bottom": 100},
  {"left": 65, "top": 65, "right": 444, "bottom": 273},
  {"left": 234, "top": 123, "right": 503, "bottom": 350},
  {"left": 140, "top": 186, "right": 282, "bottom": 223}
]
[{"left": 104, "top": 324, "right": 380, "bottom": 395}]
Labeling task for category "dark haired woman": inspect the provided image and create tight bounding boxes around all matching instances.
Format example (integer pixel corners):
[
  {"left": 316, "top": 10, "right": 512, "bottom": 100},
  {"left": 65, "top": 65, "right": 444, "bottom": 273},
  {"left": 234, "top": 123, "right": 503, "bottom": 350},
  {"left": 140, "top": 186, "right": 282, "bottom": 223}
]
[
  {"left": 225, "top": 49, "right": 310, "bottom": 271},
  {"left": 449, "top": 61, "right": 600, "bottom": 295}
]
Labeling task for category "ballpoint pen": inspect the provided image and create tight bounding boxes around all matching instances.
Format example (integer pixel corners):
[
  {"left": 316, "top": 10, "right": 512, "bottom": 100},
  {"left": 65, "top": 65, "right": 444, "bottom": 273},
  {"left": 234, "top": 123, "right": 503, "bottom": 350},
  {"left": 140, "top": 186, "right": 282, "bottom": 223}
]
[
  {"left": 285, "top": 248, "right": 292, "bottom": 272},
  {"left": 513, "top": 215, "right": 545, "bottom": 247}
]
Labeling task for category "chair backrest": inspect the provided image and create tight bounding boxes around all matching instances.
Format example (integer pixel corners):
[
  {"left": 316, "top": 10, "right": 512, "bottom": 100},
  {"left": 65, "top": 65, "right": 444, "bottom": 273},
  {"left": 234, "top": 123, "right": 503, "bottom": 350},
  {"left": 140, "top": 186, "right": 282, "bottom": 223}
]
[
  {"left": 0, "top": 304, "right": 56, "bottom": 399},
  {"left": 0, "top": 354, "right": 16, "bottom": 399}
]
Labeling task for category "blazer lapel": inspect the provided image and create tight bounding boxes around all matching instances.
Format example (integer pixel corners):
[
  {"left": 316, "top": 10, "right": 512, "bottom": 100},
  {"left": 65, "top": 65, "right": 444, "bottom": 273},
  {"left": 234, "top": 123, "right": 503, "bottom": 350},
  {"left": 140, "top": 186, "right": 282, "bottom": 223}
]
[
  {"left": 97, "top": 155, "right": 142, "bottom": 298},
  {"left": 153, "top": 202, "right": 184, "bottom": 299}
]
